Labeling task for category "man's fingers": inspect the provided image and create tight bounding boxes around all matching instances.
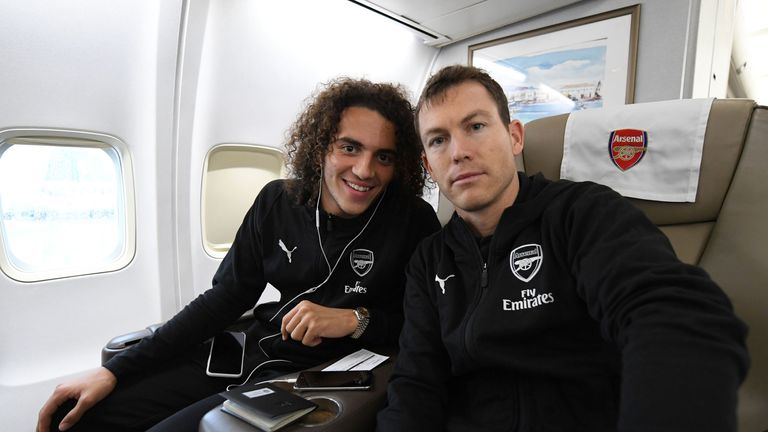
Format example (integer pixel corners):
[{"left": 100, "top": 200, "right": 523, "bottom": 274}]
[
  {"left": 37, "top": 390, "right": 71, "bottom": 432},
  {"left": 37, "top": 407, "right": 52, "bottom": 432},
  {"left": 37, "top": 367, "right": 116, "bottom": 432},
  {"left": 302, "top": 329, "right": 322, "bottom": 347},
  {"left": 290, "top": 320, "right": 308, "bottom": 342},
  {"left": 290, "top": 317, "right": 322, "bottom": 346},
  {"left": 282, "top": 301, "right": 335, "bottom": 345},
  {"left": 281, "top": 308, "right": 297, "bottom": 340},
  {"left": 58, "top": 398, "right": 89, "bottom": 431},
  {"left": 38, "top": 401, "right": 57, "bottom": 431}
]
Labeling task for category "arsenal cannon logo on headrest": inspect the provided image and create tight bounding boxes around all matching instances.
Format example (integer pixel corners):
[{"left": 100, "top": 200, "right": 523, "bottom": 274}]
[{"left": 609, "top": 128, "right": 647, "bottom": 171}]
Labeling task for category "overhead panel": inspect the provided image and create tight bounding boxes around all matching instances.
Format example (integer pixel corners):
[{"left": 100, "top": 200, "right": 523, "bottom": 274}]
[{"left": 349, "top": 0, "right": 587, "bottom": 47}]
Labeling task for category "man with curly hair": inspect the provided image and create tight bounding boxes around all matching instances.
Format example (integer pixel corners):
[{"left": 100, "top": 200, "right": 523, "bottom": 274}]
[{"left": 39, "top": 77, "right": 440, "bottom": 432}]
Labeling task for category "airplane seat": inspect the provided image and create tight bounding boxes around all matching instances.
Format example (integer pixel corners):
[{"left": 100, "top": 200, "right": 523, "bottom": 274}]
[
  {"left": 198, "top": 354, "right": 396, "bottom": 432},
  {"left": 100, "top": 98, "right": 767, "bottom": 431},
  {"left": 101, "top": 324, "right": 158, "bottom": 365},
  {"left": 101, "top": 309, "right": 253, "bottom": 365},
  {"left": 101, "top": 313, "right": 254, "bottom": 365},
  {"left": 100, "top": 319, "right": 396, "bottom": 432},
  {"left": 523, "top": 98, "right": 767, "bottom": 432}
]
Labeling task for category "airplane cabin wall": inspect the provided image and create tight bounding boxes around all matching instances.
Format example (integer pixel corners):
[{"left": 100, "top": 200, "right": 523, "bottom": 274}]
[
  {"left": 0, "top": 1, "right": 183, "bottom": 431},
  {"left": 176, "top": 0, "right": 438, "bottom": 307},
  {"left": 432, "top": 0, "right": 702, "bottom": 102},
  {"left": 0, "top": 0, "right": 437, "bottom": 430}
]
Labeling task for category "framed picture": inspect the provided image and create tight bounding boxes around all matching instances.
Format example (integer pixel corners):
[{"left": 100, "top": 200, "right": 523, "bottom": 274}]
[{"left": 469, "top": 5, "right": 640, "bottom": 124}]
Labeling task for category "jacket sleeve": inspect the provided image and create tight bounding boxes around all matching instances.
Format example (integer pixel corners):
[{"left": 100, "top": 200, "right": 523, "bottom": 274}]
[
  {"left": 104, "top": 192, "right": 270, "bottom": 379},
  {"left": 355, "top": 197, "right": 441, "bottom": 347},
  {"left": 376, "top": 240, "right": 452, "bottom": 431},
  {"left": 562, "top": 183, "right": 749, "bottom": 431}
]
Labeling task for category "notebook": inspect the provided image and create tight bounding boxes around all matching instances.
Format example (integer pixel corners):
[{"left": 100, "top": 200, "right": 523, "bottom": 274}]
[{"left": 219, "top": 383, "right": 317, "bottom": 431}]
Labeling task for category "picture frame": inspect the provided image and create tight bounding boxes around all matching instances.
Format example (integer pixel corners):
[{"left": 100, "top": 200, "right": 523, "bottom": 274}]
[{"left": 469, "top": 5, "right": 640, "bottom": 124}]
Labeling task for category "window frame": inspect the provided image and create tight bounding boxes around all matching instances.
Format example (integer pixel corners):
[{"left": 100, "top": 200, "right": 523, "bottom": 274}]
[
  {"left": 201, "top": 143, "right": 286, "bottom": 259},
  {"left": 0, "top": 128, "right": 136, "bottom": 282}
]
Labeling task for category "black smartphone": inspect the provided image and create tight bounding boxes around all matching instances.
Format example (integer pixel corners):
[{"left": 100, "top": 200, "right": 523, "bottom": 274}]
[
  {"left": 206, "top": 331, "right": 246, "bottom": 378},
  {"left": 293, "top": 370, "right": 373, "bottom": 391}
]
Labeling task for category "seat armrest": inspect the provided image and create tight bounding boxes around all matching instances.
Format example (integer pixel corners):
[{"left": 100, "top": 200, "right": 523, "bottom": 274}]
[
  {"left": 100, "top": 311, "right": 256, "bottom": 365},
  {"left": 101, "top": 324, "right": 161, "bottom": 365},
  {"left": 199, "top": 355, "right": 396, "bottom": 432}
]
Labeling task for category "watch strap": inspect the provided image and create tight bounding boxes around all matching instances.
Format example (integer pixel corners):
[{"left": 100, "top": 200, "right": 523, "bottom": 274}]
[{"left": 351, "top": 307, "right": 370, "bottom": 339}]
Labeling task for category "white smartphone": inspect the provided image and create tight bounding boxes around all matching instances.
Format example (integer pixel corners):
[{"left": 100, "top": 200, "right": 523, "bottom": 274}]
[
  {"left": 293, "top": 370, "right": 373, "bottom": 391},
  {"left": 206, "top": 331, "right": 246, "bottom": 378}
]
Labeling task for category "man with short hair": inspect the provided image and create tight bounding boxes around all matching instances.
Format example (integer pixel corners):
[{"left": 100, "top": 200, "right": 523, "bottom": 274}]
[
  {"left": 38, "top": 77, "right": 440, "bottom": 432},
  {"left": 377, "top": 65, "right": 749, "bottom": 431}
]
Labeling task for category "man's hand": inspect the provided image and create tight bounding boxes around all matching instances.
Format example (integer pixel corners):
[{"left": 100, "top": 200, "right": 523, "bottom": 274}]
[
  {"left": 37, "top": 367, "right": 117, "bottom": 432},
  {"left": 280, "top": 300, "right": 358, "bottom": 346}
]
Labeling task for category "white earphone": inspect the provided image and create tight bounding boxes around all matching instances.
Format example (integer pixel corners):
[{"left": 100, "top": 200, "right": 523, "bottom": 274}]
[
  {"left": 268, "top": 168, "right": 385, "bottom": 322},
  {"left": 245, "top": 169, "right": 387, "bottom": 390}
]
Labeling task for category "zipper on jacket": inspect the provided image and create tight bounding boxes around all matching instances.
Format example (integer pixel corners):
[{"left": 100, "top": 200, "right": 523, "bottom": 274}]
[
  {"left": 453, "top": 215, "right": 493, "bottom": 361},
  {"left": 463, "top": 248, "right": 491, "bottom": 361}
]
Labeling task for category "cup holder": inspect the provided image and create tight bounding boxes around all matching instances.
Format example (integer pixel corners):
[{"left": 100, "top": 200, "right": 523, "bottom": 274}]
[
  {"left": 265, "top": 380, "right": 342, "bottom": 427},
  {"left": 297, "top": 396, "right": 342, "bottom": 427}
]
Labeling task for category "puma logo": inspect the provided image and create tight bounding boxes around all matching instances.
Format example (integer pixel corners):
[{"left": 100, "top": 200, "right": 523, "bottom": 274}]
[
  {"left": 278, "top": 239, "right": 297, "bottom": 263},
  {"left": 434, "top": 274, "right": 455, "bottom": 294}
]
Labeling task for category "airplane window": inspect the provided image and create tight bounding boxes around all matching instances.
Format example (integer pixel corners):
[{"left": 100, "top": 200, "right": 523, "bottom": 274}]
[
  {"left": 202, "top": 144, "right": 286, "bottom": 258},
  {"left": 0, "top": 133, "right": 135, "bottom": 282}
]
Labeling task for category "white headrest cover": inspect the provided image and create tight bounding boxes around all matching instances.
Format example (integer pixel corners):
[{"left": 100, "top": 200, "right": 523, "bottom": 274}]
[{"left": 561, "top": 98, "right": 714, "bottom": 202}]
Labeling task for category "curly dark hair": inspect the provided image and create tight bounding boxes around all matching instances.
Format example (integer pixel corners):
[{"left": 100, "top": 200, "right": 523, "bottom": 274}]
[{"left": 284, "top": 77, "right": 425, "bottom": 206}]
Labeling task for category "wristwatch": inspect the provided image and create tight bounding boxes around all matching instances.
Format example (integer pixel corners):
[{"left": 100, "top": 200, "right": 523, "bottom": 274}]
[{"left": 350, "top": 307, "right": 370, "bottom": 339}]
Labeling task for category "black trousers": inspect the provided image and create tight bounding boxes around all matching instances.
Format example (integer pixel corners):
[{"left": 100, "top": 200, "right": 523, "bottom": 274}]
[{"left": 51, "top": 343, "right": 294, "bottom": 432}]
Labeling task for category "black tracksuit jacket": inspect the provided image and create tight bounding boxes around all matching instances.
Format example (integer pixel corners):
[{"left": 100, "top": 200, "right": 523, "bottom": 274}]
[
  {"left": 378, "top": 173, "right": 749, "bottom": 432},
  {"left": 105, "top": 179, "right": 440, "bottom": 377}
]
